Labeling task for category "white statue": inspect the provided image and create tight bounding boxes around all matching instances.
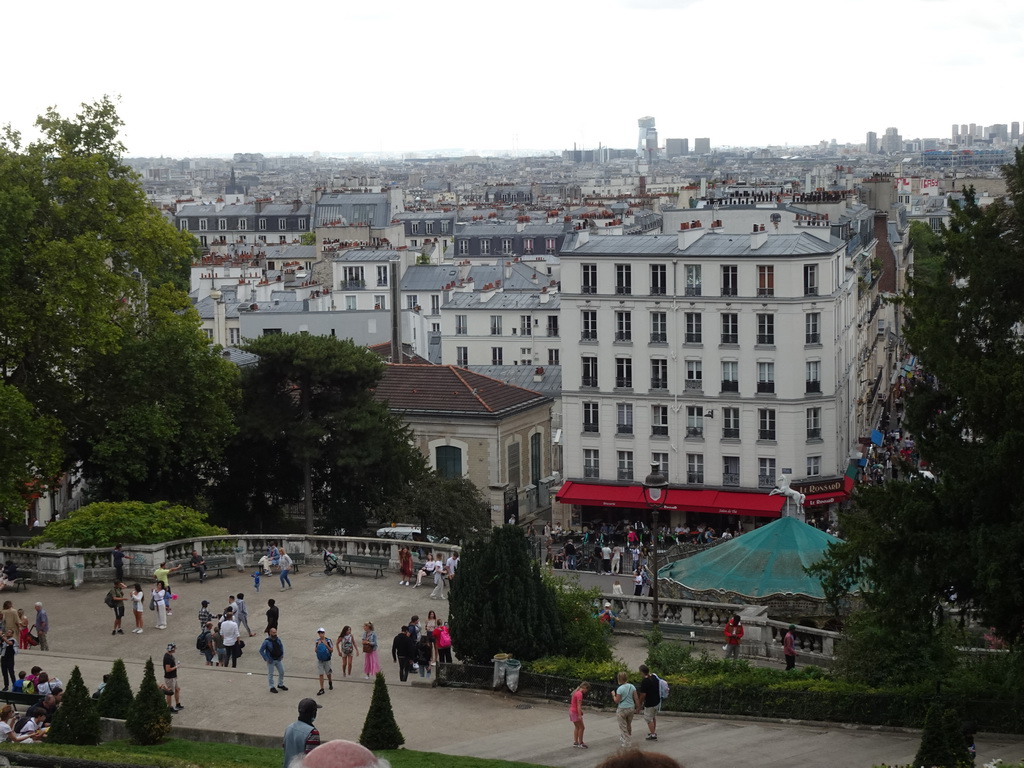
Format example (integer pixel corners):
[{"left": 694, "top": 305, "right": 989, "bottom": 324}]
[{"left": 769, "top": 474, "right": 806, "bottom": 509}]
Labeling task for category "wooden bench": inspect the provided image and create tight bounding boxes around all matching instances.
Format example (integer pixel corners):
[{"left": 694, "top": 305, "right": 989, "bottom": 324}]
[
  {"left": 179, "top": 555, "right": 230, "bottom": 583},
  {"left": 659, "top": 623, "right": 700, "bottom": 646},
  {"left": 0, "top": 690, "right": 42, "bottom": 713},
  {"left": 340, "top": 554, "right": 388, "bottom": 579}
]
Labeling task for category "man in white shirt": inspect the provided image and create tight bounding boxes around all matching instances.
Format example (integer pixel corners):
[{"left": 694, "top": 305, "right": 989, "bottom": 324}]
[
  {"left": 220, "top": 609, "right": 241, "bottom": 668},
  {"left": 445, "top": 553, "right": 459, "bottom": 582}
]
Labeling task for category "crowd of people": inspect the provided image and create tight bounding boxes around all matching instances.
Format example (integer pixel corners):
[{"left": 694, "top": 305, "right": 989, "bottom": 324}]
[{"left": 0, "top": 664, "right": 65, "bottom": 744}]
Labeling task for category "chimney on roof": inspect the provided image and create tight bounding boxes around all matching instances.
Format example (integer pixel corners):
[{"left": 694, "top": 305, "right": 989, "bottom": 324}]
[
  {"left": 750, "top": 223, "right": 768, "bottom": 250},
  {"left": 677, "top": 220, "right": 706, "bottom": 249}
]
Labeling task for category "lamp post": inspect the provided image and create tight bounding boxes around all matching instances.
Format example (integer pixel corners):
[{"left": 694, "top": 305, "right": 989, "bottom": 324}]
[{"left": 642, "top": 462, "right": 669, "bottom": 627}]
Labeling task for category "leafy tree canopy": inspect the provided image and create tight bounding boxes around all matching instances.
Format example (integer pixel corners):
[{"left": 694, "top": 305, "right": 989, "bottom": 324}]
[
  {"left": 377, "top": 470, "right": 490, "bottom": 543},
  {"left": 0, "top": 382, "right": 62, "bottom": 519},
  {"left": 30, "top": 501, "right": 226, "bottom": 548}
]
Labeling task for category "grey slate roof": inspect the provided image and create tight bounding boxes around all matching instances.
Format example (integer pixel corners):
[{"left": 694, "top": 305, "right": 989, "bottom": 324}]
[
  {"left": 400, "top": 265, "right": 458, "bottom": 291},
  {"left": 444, "top": 292, "right": 559, "bottom": 311},
  {"left": 333, "top": 249, "right": 404, "bottom": 263},
  {"left": 467, "top": 365, "right": 562, "bottom": 397},
  {"left": 314, "top": 193, "right": 395, "bottom": 228},
  {"left": 567, "top": 232, "right": 842, "bottom": 258}
]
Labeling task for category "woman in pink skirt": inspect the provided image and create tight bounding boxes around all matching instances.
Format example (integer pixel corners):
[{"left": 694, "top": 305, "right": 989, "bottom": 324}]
[
  {"left": 569, "top": 681, "right": 590, "bottom": 748},
  {"left": 362, "top": 622, "right": 380, "bottom": 678}
]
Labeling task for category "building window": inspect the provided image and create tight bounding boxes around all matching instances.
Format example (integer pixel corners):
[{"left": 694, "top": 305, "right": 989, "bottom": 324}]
[
  {"left": 615, "top": 358, "right": 633, "bottom": 389},
  {"left": 581, "top": 356, "right": 598, "bottom": 387},
  {"left": 806, "top": 360, "right": 821, "bottom": 393},
  {"left": 431, "top": 295, "right": 440, "bottom": 315},
  {"left": 804, "top": 264, "right": 819, "bottom": 296},
  {"left": 199, "top": 219, "right": 208, "bottom": 231},
  {"left": 199, "top": 235, "right": 207, "bottom": 247},
  {"left": 722, "top": 264, "right": 738, "bottom": 296},
  {"left": 519, "top": 314, "right": 532, "bottom": 336},
  {"left": 757, "top": 313, "right": 774, "bottom": 345},
  {"left": 455, "top": 315, "right": 468, "bottom": 335},
  {"left": 807, "top": 455, "right": 821, "bottom": 476},
  {"left": 721, "top": 312, "right": 738, "bottom": 344},
  {"left": 298, "top": 219, "right": 307, "bottom": 231},
  {"left": 617, "top": 403, "right": 634, "bottom": 435},
  {"left": 617, "top": 450, "right": 634, "bottom": 481},
  {"left": 547, "top": 316, "right": 559, "bottom": 338},
  {"left": 426, "top": 223, "right": 434, "bottom": 235},
  {"left": 651, "top": 359, "right": 667, "bottom": 390},
  {"left": 615, "top": 311, "right": 632, "bottom": 341},
  {"left": 229, "top": 327, "right": 241, "bottom": 345},
  {"left": 499, "top": 238, "right": 512, "bottom": 254},
  {"left": 441, "top": 221, "right": 450, "bottom": 234},
  {"left": 652, "top": 405, "right": 669, "bottom": 436},
  {"left": 490, "top": 316, "right": 502, "bottom": 335},
  {"left": 278, "top": 218, "right": 287, "bottom": 230},
  {"left": 548, "top": 348, "right": 560, "bottom": 365},
  {"left": 411, "top": 222, "right": 420, "bottom": 234},
  {"left": 581, "top": 310, "right": 598, "bottom": 341},
  {"left": 758, "top": 408, "right": 776, "bottom": 441},
  {"left": 480, "top": 239, "right": 491, "bottom": 255},
  {"left": 436, "top": 445, "right": 463, "bottom": 479},
  {"left": 456, "top": 346, "right": 468, "bottom": 366},
  {"left": 722, "top": 407, "right": 740, "bottom": 439},
  {"left": 545, "top": 237, "right": 556, "bottom": 254},
  {"left": 523, "top": 238, "right": 534, "bottom": 254},
  {"left": 652, "top": 452, "right": 669, "bottom": 478},
  {"left": 179, "top": 219, "right": 189, "bottom": 231},
  {"left": 722, "top": 360, "right": 739, "bottom": 392},
  {"left": 757, "top": 265, "right": 774, "bottom": 297},
  {"left": 238, "top": 219, "right": 247, "bottom": 231},
  {"left": 491, "top": 347, "right": 503, "bottom": 365},
  {"left": 723, "top": 456, "right": 740, "bottom": 486},
  {"left": 218, "top": 218, "right": 227, "bottom": 231},
  {"left": 757, "top": 362, "right": 775, "bottom": 394},
  {"left": 583, "top": 402, "right": 600, "bottom": 433},
  {"left": 407, "top": 295, "right": 420, "bottom": 310},
  {"left": 582, "top": 264, "right": 598, "bottom": 294},
  {"left": 687, "top": 453, "right": 704, "bottom": 484},
  {"left": 806, "top": 312, "right": 821, "bottom": 344},
  {"left": 373, "top": 295, "right": 386, "bottom": 310},
  {"left": 650, "top": 263, "right": 667, "bottom": 295},
  {"left": 686, "top": 406, "right": 704, "bottom": 437},
  {"left": 278, "top": 235, "right": 286, "bottom": 243},
  {"left": 758, "top": 458, "right": 777, "bottom": 488},
  {"left": 807, "top": 407, "right": 822, "bottom": 439},
  {"left": 584, "top": 449, "right": 600, "bottom": 478},
  {"left": 456, "top": 239, "right": 469, "bottom": 255},
  {"left": 258, "top": 218, "right": 267, "bottom": 231},
  {"left": 685, "top": 360, "right": 702, "bottom": 390},
  {"left": 507, "top": 442, "right": 521, "bottom": 488},
  {"left": 685, "top": 312, "right": 702, "bottom": 344},
  {"left": 615, "top": 264, "right": 632, "bottom": 295},
  {"left": 650, "top": 311, "right": 667, "bottom": 343},
  {"left": 345, "top": 296, "right": 357, "bottom": 311},
  {"left": 685, "top": 265, "right": 702, "bottom": 296},
  {"left": 376, "top": 266, "right": 389, "bottom": 287}
]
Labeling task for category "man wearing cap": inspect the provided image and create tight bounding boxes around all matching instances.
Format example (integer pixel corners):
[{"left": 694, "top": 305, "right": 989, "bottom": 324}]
[
  {"left": 283, "top": 698, "right": 321, "bottom": 768},
  {"left": 314, "top": 629, "right": 333, "bottom": 696},
  {"left": 162, "top": 643, "right": 183, "bottom": 712},
  {"left": 598, "top": 602, "right": 617, "bottom": 629},
  {"left": 260, "top": 627, "right": 289, "bottom": 693},
  {"left": 197, "top": 600, "right": 215, "bottom": 630}
]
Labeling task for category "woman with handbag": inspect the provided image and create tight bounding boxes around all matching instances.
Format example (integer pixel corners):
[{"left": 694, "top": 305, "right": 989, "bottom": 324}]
[
  {"left": 152, "top": 581, "right": 168, "bottom": 630},
  {"left": 361, "top": 622, "right": 379, "bottom": 679}
]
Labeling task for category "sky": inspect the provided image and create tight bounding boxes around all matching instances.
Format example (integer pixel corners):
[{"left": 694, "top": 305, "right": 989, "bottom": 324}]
[{"left": 3, "top": 0, "right": 1021, "bottom": 158}]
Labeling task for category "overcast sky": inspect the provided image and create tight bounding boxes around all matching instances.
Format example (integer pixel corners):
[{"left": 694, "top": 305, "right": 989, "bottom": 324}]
[{"left": 4, "top": 0, "right": 1019, "bottom": 157}]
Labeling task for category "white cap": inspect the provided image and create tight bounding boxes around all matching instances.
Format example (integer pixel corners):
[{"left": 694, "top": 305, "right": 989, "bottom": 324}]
[{"left": 317, "top": 627, "right": 326, "bottom": 633}]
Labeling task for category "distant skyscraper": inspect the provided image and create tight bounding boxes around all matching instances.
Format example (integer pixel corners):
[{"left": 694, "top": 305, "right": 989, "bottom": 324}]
[
  {"left": 665, "top": 138, "right": 688, "bottom": 158},
  {"left": 637, "top": 116, "right": 656, "bottom": 160},
  {"left": 866, "top": 131, "right": 878, "bottom": 154},
  {"left": 881, "top": 127, "right": 902, "bottom": 154},
  {"left": 694, "top": 137, "right": 711, "bottom": 155},
  {"left": 951, "top": 124, "right": 959, "bottom": 142},
  {"left": 1013, "top": 122, "right": 1020, "bottom": 141}
]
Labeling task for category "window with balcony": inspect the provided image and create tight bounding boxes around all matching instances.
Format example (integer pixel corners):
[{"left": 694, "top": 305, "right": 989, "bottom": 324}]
[
  {"left": 685, "top": 265, "right": 702, "bottom": 296},
  {"left": 615, "top": 358, "right": 633, "bottom": 389},
  {"left": 757, "top": 265, "right": 775, "bottom": 297},
  {"left": 806, "top": 312, "right": 821, "bottom": 344},
  {"left": 581, "top": 310, "right": 597, "bottom": 341},
  {"left": 804, "top": 264, "right": 819, "bottom": 296},
  {"left": 584, "top": 449, "right": 600, "bottom": 478},
  {"left": 547, "top": 316, "right": 559, "bottom": 338},
  {"left": 650, "top": 263, "right": 667, "bottom": 295},
  {"left": 687, "top": 453, "right": 704, "bottom": 484},
  {"left": 582, "top": 264, "right": 598, "bottom": 294},
  {"left": 721, "top": 312, "right": 738, "bottom": 345},
  {"left": 722, "top": 361, "right": 739, "bottom": 393},
  {"left": 490, "top": 316, "right": 502, "bottom": 335},
  {"left": 806, "top": 360, "right": 821, "bottom": 393},
  {"left": 758, "top": 458, "right": 777, "bottom": 488},
  {"left": 758, "top": 408, "right": 776, "bottom": 441},
  {"left": 722, "top": 264, "right": 738, "bottom": 297},
  {"left": 723, "top": 456, "right": 740, "bottom": 486},
  {"left": 491, "top": 347, "right": 503, "bottom": 365},
  {"left": 757, "top": 362, "right": 775, "bottom": 394},
  {"left": 652, "top": 405, "right": 669, "bottom": 436},
  {"left": 520, "top": 315, "right": 532, "bottom": 336},
  {"left": 583, "top": 401, "right": 599, "bottom": 433},
  {"left": 615, "top": 311, "right": 632, "bottom": 341},
  {"left": 407, "top": 295, "right": 420, "bottom": 310},
  {"left": 615, "top": 264, "right": 632, "bottom": 295},
  {"left": 650, "top": 311, "right": 667, "bottom": 343},
  {"left": 685, "top": 360, "right": 702, "bottom": 390},
  {"left": 686, "top": 406, "right": 704, "bottom": 437},
  {"left": 651, "top": 360, "right": 667, "bottom": 391},
  {"left": 617, "top": 451, "right": 634, "bottom": 481},
  {"left": 581, "top": 356, "right": 598, "bottom": 387},
  {"left": 806, "top": 407, "right": 822, "bottom": 439},
  {"left": 807, "top": 455, "right": 821, "bottom": 477},
  {"left": 722, "top": 407, "right": 740, "bottom": 439},
  {"left": 616, "top": 403, "right": 634, "bottom": 435},
  {"left": 545, "top": 237, "right": 557, "bottom": 254},
  {"left": 548, "top": 348, "right": 560, "bottom": 365},
  {"left": 522, "top": 238, "right": 534, "bottom": 254},
  {"left": 456, "top": 346, "right": 468, "bottom": 366},
  {"left": 757, "top": 313, "right": 775, "bottom": 345},
  {"left": 685, "top": 312, "right": 702, "bottom": 344}
]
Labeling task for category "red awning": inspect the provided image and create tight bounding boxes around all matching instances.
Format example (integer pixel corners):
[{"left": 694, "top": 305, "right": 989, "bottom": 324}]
[
  {"left": 803, "top": 491, "right": 849, "bottom": 507},
  {"left": 556, "top": 482, "right": 782, "bottom": 517},
  {"left": 556, "top": 481, "right": 648, "bottom": 508},
  {"left": 711, "top": 491, "right": 785, "bottom": 518}
]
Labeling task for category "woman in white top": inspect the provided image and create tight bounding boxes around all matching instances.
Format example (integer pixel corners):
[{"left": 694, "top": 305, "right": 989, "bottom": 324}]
[
  {"left": 130, "top": 583, "right": 145, "bottom": 633},
  {"left": 414, "top": 554, "right": 435, "bottom": 588},
  {"left": 0, "top": 705, "right": 36, "bottom": 743},
  {"left": 152, "top": 581, "right": 168, "bottom": 629}
]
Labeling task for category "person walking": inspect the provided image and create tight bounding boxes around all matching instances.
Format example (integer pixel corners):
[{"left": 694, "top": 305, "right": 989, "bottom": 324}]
[
  {"left": 33, "top": 603, "right": 48, "bottom": 651},
  {"left": 314, "top": 628, "right": 334, "bottom": 695},
  {"left": 637, "top": 664, "right": 661, "bottom": 741},
  {"left": 260, "top": 627, "right": 288, "bottom": 693},
  {"left": 152, "top": 582, "right": 168, "bottom": 630},
  {"left": 221, "top": 610, "right": 241, "bottom": 668},
  {"left": 612, "top": 671, "right": 640, "bottom": 749},
  {"left": 199, "top": 622, "right": 216, "bottom": 666},
  {"left": 130, "top": 584, "right": 145, "bottom": 633},
  {"left": 724, "top": 614, "right": 744, "bottom": 660},
  {"left": 282, "top": 698, "right": 321, "bottom": 768},
  {"left": 162, "top": 643, "right": 183, "bottom": 713},
  {"left": 783, "top": 624, "right": 798, "bottom": 670},
  {"left": 1, "top": 630, "right": 16, "bottom": 691},
  {"left": 336, "top": 625, "right": 358, "bottom": 677},
  {"left": 109, "top": 581, "right": 127, "bottom": 635},
  {"left": 236, "top": 593, "right": 253, "bottom": 637},
  {"left": 415, "top": 635, "right": 433, "bottom": 679},
  {"left": 0, "top": 603, "right": 16, "bottom": 638},
  {"left": 429, "top": 562, "right": 447, "bottom": 600},
  {"left": 361, "top": 622, "right": 379, "bottom": 679},
  {"left": 569, "top": 680, "right": 590, "bottom": 748},
  {"left": 279, "top": 551, "right": 293, "bottom": 591},
  {"left": 445, "top": 552, "right": 459, "bottom": 583},
  {"left": 197, "top": 601, "right": 214, "bottom": 631},
  {"left": 265, "top": 599, "right": 279, "bottom": 635},
  {"left": 391, "top": 626, "right": 415, "bottom": 682}
]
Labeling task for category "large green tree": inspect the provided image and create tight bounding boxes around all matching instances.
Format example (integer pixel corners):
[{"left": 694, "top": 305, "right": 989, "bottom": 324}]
[
  {"left": 0, "top": 382, "right": 61, "bottom": 520},
  {"left": 377, "top": 470, "right": 490, "bottom": 543},
  {"left": 816, "top": 150, "right": 1024, "bottom": 653}
]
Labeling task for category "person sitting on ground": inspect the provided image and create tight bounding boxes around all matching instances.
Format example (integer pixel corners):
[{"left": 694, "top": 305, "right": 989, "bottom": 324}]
[
  {"left": 0, "top": 705, "right": 37, "bottom": 743},
  {"left": 598, "top": 602, "right": 617, "bottom": 629}
]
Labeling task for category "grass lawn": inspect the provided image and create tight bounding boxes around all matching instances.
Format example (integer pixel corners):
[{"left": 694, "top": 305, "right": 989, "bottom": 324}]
[{"left": 0, "top": 739, "right": 555, "bottom": 768}]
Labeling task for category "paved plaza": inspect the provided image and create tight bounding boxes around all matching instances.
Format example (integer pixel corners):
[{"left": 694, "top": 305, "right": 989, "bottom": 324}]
[{"left": 9, "top": 567, "right": 1024, "bottom": 767}]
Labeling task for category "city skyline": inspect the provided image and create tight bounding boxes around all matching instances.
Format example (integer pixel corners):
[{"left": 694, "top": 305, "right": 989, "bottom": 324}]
[{"left": 5, "top": 0, "right": 1022, "bottom": 157}]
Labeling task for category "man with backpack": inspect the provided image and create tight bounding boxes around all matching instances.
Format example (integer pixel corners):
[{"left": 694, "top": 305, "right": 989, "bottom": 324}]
[
  {"left": 105, "top": 582, "right": 127, "bottom": 636},
  {"left": 637, "top": 664, "right": 665, "bottom": 741},
  {"left": 314, "top": 628, "right": 333, "bottom": 696},
  {"left": 259, "top": 627, "right": 288, "bottom": 693}
]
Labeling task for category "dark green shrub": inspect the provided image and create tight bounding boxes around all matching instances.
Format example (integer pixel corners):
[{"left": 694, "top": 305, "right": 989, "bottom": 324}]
[
  {"left": 97, "top": 658, "right": 133, "bottom": 719},
  {"left": 542, "top": 572, "right": 612, "bottom": 662},
  {"left": 914, "top": 704, "right": 973, "bottom": 768},
  {"left": 125, "top": 658, "right": 171, "bottom": 745},
  {"left": 47, "top": 666, "right": 100, "bottom": 745},
  {"left": 359, "top": 672, "right": 404, "bottom": 751},
  {"left": 524, "top": 656, "right": 628, "bottom": 680}
]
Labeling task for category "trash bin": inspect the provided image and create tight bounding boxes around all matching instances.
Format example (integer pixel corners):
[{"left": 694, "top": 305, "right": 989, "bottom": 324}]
[
  {"left": 504, "top": 658, "right": 522, "bottom": 693},
  {"left": 492, "top": 653, "right": 510, "bottom": 689}
]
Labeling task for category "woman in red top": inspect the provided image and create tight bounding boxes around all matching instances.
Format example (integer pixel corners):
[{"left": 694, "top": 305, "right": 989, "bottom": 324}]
[
  {"left": 569, "top": 681, "right": 590, "bottom": 748},
  {"left": 724, "top": 614, "right": 744, "bottom": 660},
  {"left": 398, "top": 547, "right": 414, "bottom": 586}
]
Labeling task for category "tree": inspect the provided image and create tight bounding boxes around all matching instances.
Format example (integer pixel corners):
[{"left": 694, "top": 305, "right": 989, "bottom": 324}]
[
  {"left": 0, "top": 382, "right": 61, "bottom": 521},
  {"left": 358, "top": 671, "right": 404, "bottom": 750},
  {"left": 30, "top": 501, "right": 226, "bottom": 548},
  {"left": 378, "top": 470, "right": 489, "bottom": 543},
  {"left": 914, "top": 704, "right": 973, "bottom": 768},
  {"left": 46, "top": 666, "right": 100, "bottom": 745},
  {"left": 449, "top": 526, "right": 562, "bottom": 663},
  {"left": 97, "top": 658, "right": 134, "bottom": 720},
  {"left": 542, "top": 572, "right": 613, "bottom": 663},
  {"left": 125, "top": 657, "right": 172, "bottom": 745}
]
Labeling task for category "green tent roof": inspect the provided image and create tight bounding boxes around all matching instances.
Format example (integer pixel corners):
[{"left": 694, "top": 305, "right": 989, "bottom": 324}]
[{"left": 659, "top": 517, "right": 842, "bottom": 600}]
